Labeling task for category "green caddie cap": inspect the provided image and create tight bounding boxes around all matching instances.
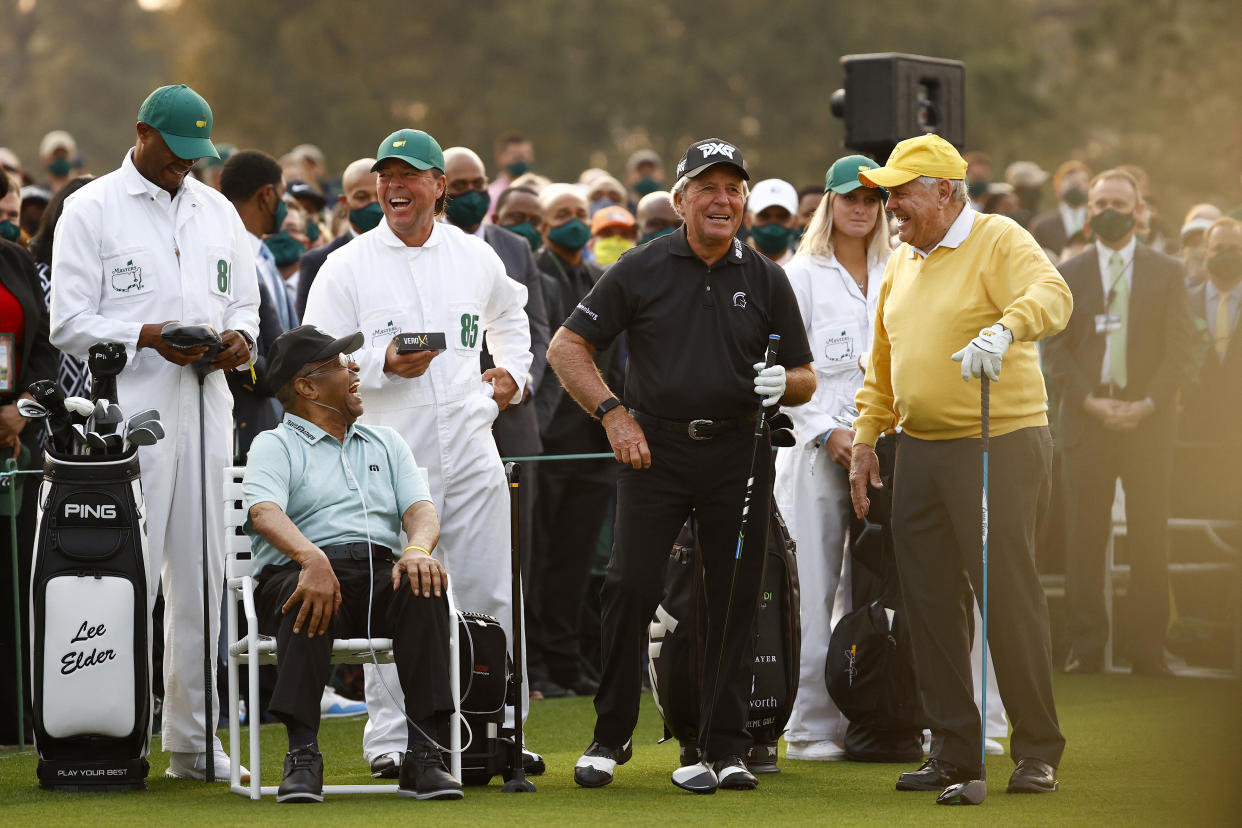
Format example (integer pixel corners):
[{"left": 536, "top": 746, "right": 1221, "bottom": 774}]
[
  {"left": 825, "top": 154, "right": 884, "bottom": 196},
  {"left": 371, "top": 129, "right": 444, "bottom": 173},
  {"left": 137, "top": 84, "right": 219, "bottom": 161}
]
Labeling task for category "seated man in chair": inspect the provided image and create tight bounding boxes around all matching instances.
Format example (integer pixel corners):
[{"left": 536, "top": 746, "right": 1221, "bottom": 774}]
[{"left": 242, "top": 324, "right": 461, "bottom": 803}]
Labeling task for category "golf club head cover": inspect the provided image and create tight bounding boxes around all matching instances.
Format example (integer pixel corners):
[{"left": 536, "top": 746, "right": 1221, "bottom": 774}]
[
  {"left": 87, "top": 342, "right": 127, "bottom": 405},
  {"left": 160, "top": 321, "right": 223, "bottom": 378}
]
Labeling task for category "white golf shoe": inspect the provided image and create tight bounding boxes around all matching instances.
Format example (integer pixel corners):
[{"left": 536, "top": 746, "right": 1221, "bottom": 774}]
[{"left": 166, "top": 747, "right": 249, "bottom": 784}]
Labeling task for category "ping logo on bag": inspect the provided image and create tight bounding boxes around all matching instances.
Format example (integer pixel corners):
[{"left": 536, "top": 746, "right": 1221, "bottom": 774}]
[{"left": 59, "top": 492, "right": 126, "bottom": 526}]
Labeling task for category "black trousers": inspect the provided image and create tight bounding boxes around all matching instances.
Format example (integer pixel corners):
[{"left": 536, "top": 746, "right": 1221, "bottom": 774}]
[
  {"left": 1062, "top": 418, "right": 1173, "bottom": 667},
  {"left": 594, "top": 425, "right": 770, "bottom": 759},
  {"left": 254, "top": 557, "right": 453, "bottom": 736},
  {"left": 892, "top": 427, "right": 1065, "bottom": 769},
  {"left": 530, "top": 454, "right": 615, "bottom": 686}
]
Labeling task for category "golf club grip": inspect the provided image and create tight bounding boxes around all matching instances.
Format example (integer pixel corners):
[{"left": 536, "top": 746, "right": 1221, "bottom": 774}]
[
  {"left": 980, "top": 374, "right": 989, "bottom": 446},
  {"left": 763, "top": 333, "right": 780, "bottom": 369}
]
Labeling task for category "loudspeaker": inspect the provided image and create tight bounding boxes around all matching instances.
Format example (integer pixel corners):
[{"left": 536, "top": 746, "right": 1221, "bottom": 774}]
[{"left": 830, "top": 53, "right": 966, "bottom": 161}]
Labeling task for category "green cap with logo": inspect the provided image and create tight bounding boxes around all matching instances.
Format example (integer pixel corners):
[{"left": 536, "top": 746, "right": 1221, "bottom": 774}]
[
  {"left": 137, "top": 84, "right": 219, "bottom": 161},
  {"left": 825, "top": 154, "right": 883, "bottom": 196},
  {"left": 371, "top": 129, "right": 444, "bottom": 173}
]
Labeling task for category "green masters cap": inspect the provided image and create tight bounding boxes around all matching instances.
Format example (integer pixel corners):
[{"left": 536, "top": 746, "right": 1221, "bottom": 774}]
[
  {"left": 371, "top": 129, "right": 444, "bottom": 173},
  {"left": 825, "top": 154, "right": 883, "bottom": 195},
  {"left": 137, "top": 84, "right": 219, "bottom": 161}
]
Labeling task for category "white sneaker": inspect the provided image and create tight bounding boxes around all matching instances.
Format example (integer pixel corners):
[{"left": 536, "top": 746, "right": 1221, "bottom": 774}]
[
  {"left": 985, "top": 738, "right": 1005, "bottom": 756},
  {"left": 321, "top": 686, "right": 367, "bottom": 718},
  {"left": 166, "top": 748, "right": 249, "bottom": 784},
  {"left": 785, "top": 739, "right": 847, "bottom": 761}
]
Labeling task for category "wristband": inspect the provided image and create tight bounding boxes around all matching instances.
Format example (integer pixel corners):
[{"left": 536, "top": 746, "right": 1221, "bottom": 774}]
[
  {"left": 594, "top": 396, "right": 622, "bottom": 420},
  {"left": 404, "top": 545, "right": 431, "bottom": 556}
]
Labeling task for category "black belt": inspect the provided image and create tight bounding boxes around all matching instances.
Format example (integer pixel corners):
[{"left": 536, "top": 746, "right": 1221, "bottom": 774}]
[
  {"left": 319, "top": 542, "right": 393, "bottom": 561},
  {"left": 630, "top": 409, "right": 758, "bottom": 441}
]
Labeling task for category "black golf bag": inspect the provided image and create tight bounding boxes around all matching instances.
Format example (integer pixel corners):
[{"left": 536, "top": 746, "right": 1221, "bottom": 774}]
[
  {"left": 647, "top": 500, "right": 801, "bottom": 771},
  {"left": 454, "top": 611, "right": 513, "bottom": 785},
  {"left": 29, "top": 451, "right": 152, "bottom": 790},
  {"left": 825, "top": 433, "right": 925, "bottom": 762}
]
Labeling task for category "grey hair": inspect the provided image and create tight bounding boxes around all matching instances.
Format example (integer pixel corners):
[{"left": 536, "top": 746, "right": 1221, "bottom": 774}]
[
  {"left": 916, "top": 175, "right": 967, "bottom": 204},
  {"left": 670, "top": 174, "right": 751, "bottom": 218}
]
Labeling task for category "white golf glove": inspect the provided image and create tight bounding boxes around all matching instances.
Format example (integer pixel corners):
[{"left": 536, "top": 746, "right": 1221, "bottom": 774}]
[
  {"left": 951, "top": 323, "right": 1013, "bottom": 382},
  {"left": 753, "top": 362, "right": 786, "bottom": 407}
]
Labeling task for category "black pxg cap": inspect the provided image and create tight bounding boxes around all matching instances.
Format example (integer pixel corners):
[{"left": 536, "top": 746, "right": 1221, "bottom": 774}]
[
  {"left": 675, "top": 138, "right": 749, "bottom": 181},
  {"left": 266, "top": 324, "right": 363, "bottom": 393}
]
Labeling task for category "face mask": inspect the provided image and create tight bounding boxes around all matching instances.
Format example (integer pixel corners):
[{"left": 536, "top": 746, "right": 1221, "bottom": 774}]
[
  {"left": 305, "top": 218, "right": 320, "bottom": 242},
  {"left": 502, "top": 221, "right": 543, "bottom": 252},
  {"left": 1207, "top": 249, "right": 1242, "bottom": 286},
  {"left": 271, "top": 197, "right": 288, "bottom": 235},
  {"left": 0, "top": 220, "right": 19, "bottom": 243},
  {"left": 1088, "top": 209, "right": 1135, "bottom": 244},
  {"left": 967, "top": 179, "right": 989, "bottom": 201},
  {"left": 750, "top": 222, "right": 794, "bottom": 256},
  {"left": 505, "top": 160, "right": 530, "bottom": 179},
  {"left": 1062, "top": 187, "right": 1087, "bottom": 207},
  {"left": 47, "top": 157, "right": 73, "bottom": 178},
  {"left": 639, "top": 226, "right": 676, "bottom": 245},
  {"left": 349, "top": 201, "right": 383, "bottom": 232},
  {"left": 589, "top": 198, "right": 619, "bottom": 216},
  {"left": 263, "top": 231, "right": 306, "bottom": 267},
  {"left": 634, "top": 177, "right": 660, "bottom": 197},
  {"left": 594, "top": 236, "right": 634, "bottom": 266},
  {"left": 547, "top": 218, "right": 590, "bottom": 252},
  {"left": 445, "top": 188, "right": 491, "bottom": 228}
]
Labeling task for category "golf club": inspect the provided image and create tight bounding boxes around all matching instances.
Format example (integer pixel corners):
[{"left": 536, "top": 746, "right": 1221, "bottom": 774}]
[
  {"left": 93, "top": 401, "right": 124, "bottom": 436},
  {"left": 937, "top": 374, "right": 991, "bottom": 807},
  {"left": 103, "top": 434, "right": 125, "bottom": 455},
  {"left": 501, "top": 462, "right": 536, "bottom": 794},
  {"left": 160, "top": 321, "right": 223, "bottom": 782},
  {"left": 128, "top": 419, "right": 165, "bottom": 442},
  {"left": 126, "top": 408, "right": 160, "bottom": 428},
  {"left": 673, "top": 333, "right": 780, "bottom": 794},
  {"left": 123, "top": 425, "right": 162, "bottom": 452},
  {"left": 85, "top": 431, "right": 108, "bottom": 453},
  {"left": 87, "top": 342, "right": 127, "bottom": 406},
  {"left": 27, "top": 380, "right": 75, "bottom": 455},
  {"left": 17, "top": 399, "right": 50, "bottom": 420}
]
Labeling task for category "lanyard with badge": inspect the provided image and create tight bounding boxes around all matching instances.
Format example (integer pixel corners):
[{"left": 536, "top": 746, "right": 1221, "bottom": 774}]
[
  {"left": 0, "top": 332, "right": 13, "bottom": 393},
  {"left": 1094, "top": 255, "right": 1132, "bottom": 336}
]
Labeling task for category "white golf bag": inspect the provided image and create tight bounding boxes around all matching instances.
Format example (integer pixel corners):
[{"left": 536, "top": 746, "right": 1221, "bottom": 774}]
[{"left": 29, "top": 451, "right": 151, "bottom": 790}]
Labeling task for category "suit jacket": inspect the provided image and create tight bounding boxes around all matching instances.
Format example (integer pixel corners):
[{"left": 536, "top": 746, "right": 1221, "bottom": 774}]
[
  {"left": 1043, "top": 243, "right": 1190, "bottom": 447},
  {"left": 1179, "top": 281, "right": 1242, "bottom": 440},
  {"left": 227, "top": 277, "right": 286, "bottom": 457},
  {"left": 1029, "top": 208, "right": 1071, "bottom": 257},
  {"left": 481, "top": 223, "right": 550, "bottom": 458},
  {"left": 295, "top": 232, "right": 352, "bottom": 320}
]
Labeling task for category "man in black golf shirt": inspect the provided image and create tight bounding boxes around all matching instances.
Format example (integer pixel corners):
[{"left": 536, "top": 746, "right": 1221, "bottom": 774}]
[{"left": 547, "top": 138, "right": 815, "bottom": 794}]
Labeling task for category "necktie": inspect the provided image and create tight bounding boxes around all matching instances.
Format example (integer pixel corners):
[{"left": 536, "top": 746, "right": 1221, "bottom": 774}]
[
  {"left": 1108, "top": 252, "right": 1128, "bottom": 388},
  {"left": 1216, "top": 292, "right": 1232, "bottom": 359}
]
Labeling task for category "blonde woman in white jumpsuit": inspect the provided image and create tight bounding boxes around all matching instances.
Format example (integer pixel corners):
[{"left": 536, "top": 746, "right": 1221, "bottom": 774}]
[
  {"left": 303, "top": 130, "right": 533, "bottom": 773},
  {"left": 777, "top": 156, "right": 1008, "bottom": 761},
  {"left": 775, "top": 156, "right": 892, "bottom": 761},
  {"left": 50, "top": 85, "right": 260, "bottom": 781}
]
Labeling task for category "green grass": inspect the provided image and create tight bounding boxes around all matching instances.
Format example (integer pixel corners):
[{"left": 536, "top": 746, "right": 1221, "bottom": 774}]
[{"left": 2, "top": 673, "right": 1239, "bottom": 826}]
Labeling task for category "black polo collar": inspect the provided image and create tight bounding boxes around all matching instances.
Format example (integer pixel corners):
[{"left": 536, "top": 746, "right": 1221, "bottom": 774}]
[{"left": 668, "top": 225, "right": 746, "bottom": 265}]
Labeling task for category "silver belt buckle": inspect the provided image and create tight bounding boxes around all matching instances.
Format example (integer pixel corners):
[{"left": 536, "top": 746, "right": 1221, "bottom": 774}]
[{"left": 688, "top": 419, "right": 713, "bottom": 440}]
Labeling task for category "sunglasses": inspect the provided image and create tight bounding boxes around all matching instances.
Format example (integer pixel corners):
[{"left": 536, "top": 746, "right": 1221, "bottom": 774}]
[{"left": 300, "top": 351, "right": 353, "bottom": 379}]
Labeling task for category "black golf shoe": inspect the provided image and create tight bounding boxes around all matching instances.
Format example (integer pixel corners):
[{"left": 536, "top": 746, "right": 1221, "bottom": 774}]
[
  {"left": 713, "top": 756, "right": 758, "bottom": 790},
  {"left": 370, "top": 751, "right": 402, "bottom": 779},
  {"left": 276, "top": 747, "right": 324, "bottom": 803},
  {"left": 1007, "top": 758, "right": 1058, "bottom": 793},
  {"left": 896, "top": 757, "right": 973, "bottom": 791},
  {"left": 398, "top": 743, "right": 463, "bottom": 800},
  {"left": 573, "top": 739, "right": 632, "bottom": 788}
]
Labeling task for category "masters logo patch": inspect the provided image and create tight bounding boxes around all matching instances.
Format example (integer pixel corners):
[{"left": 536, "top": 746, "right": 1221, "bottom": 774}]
[{"left": 111, "top": 260, "right": 144, "bottom": 293}]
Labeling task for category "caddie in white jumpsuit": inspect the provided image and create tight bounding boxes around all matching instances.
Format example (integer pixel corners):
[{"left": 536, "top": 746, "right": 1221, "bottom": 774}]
[
  {"left": 49, "top": 85, "right": 259, "bottom": 781},
  {"left": 302, "top": 129, "right": 533, "bottom": 773}
]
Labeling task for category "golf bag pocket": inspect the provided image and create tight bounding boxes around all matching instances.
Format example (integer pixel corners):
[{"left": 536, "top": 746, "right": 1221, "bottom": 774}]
[
  {"left": 455, "top": 611, "right": 512, "bottom": 785},
  {"left": 39, "top": 575, "right": 135, "bottom": 738}
]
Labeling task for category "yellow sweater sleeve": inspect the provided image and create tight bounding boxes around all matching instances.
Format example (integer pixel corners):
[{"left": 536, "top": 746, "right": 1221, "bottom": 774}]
[{"left": 990, "top": 223, "right": 1073, "bottom": 342}]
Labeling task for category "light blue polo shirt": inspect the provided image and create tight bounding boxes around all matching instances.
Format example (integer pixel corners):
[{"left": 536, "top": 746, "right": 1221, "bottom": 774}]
[{"left": 242, "top": 413, "right": 432, "bottom": 572}]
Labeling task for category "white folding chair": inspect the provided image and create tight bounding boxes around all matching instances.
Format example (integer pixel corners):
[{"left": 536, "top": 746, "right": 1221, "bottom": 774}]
[{"left": 223, "top": 466, "right": 462, "bottom": 799}]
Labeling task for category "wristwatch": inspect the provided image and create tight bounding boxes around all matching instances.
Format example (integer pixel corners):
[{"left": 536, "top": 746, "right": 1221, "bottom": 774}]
[{"left": 594, "top": 396, "right": 622, "bottom": 420}]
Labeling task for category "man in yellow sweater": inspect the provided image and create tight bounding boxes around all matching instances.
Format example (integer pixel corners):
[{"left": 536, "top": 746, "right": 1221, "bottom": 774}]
[{"left": 848, "top": 135, "right": 1072, "bottom": 797}]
